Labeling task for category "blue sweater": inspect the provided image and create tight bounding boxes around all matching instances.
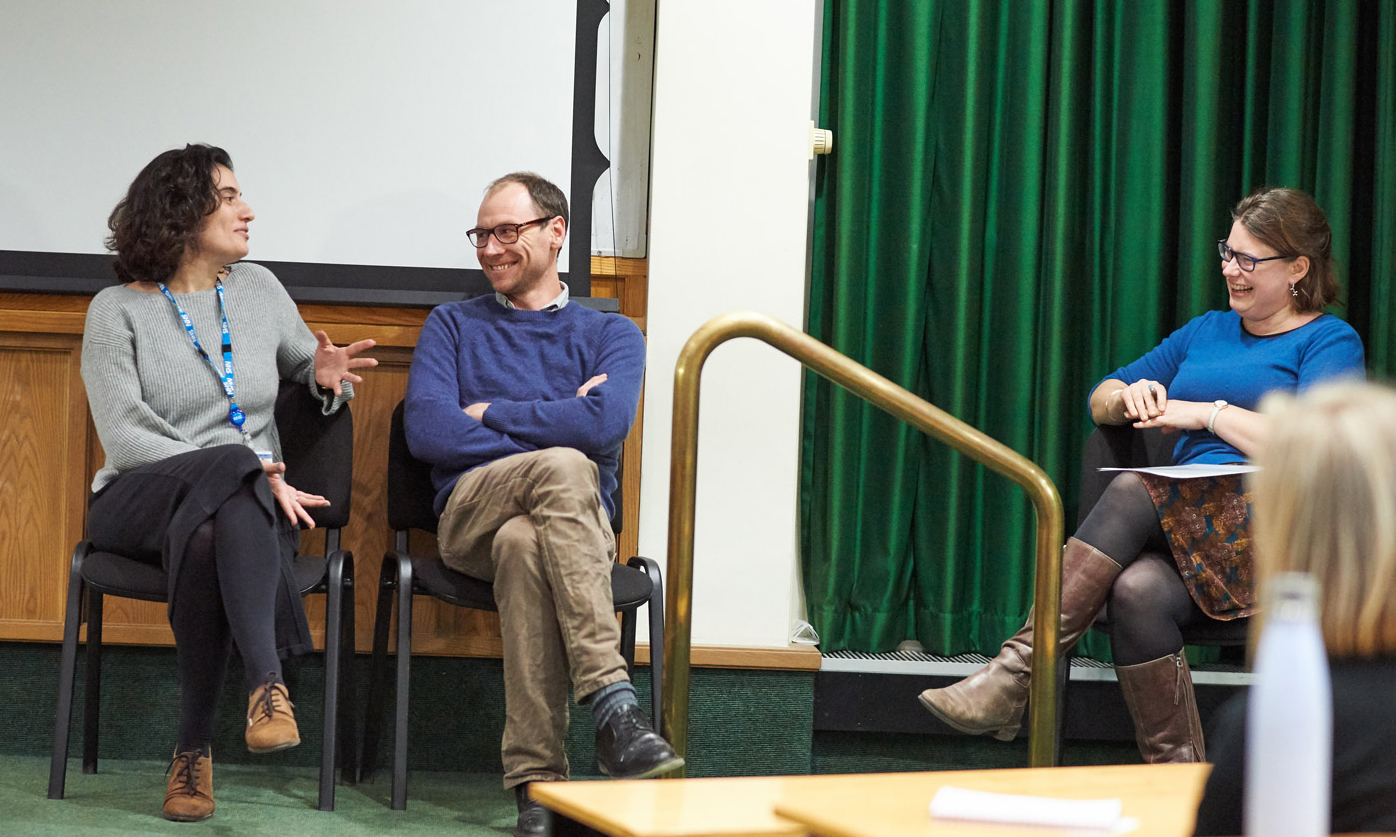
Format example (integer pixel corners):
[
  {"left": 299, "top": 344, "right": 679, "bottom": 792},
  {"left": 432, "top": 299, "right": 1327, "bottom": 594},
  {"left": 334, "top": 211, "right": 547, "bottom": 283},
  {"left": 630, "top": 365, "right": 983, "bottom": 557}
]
[
  {"left": 1098, "top": 310, "right": 1364, "bottom": 464},
  {"left": 405, "top": 297, "right": 646, "bottom": 517}
]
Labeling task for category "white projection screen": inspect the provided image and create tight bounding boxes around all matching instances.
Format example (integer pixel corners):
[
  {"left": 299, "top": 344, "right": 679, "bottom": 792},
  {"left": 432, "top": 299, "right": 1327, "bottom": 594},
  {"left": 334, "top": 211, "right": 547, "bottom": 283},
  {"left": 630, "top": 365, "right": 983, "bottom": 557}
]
[{"left": 0, "top": 0, "right": 613, "bottom": 302}]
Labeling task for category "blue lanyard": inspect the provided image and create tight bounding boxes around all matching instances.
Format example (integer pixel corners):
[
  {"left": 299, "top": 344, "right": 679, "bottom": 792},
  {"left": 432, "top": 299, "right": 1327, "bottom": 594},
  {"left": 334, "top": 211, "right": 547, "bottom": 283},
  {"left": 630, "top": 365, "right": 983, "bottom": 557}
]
[{"left": 157, "top": 279, "right": 250, "bottom": 444}]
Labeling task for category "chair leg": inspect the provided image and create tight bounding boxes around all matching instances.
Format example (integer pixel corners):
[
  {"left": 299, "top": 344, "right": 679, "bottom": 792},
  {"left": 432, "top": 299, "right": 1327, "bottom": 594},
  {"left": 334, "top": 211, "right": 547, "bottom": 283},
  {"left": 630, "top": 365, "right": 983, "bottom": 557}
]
[
  {"left": 339, "top": 558, "right": 358, "bottom": 787},
  {"left": 392, "top": 556, "right": 414, "bottom": 811},
  {"left": 630, "top": 556, "right": 665, "bottom": 737},
  {"left": 82, "top": 592, "right": 104, "bottom": 775},
  {"left": 49, "top": 544, "right": 89, "bottom": 800},
  {"left": 618, "top": 609, "right": 637, "bottom": 681},
  {"left": 361, "top": 554, "right": 400, "bottom": 783},
  {"left": 318, "top": 551, "right": 346, "bottom": 812}
]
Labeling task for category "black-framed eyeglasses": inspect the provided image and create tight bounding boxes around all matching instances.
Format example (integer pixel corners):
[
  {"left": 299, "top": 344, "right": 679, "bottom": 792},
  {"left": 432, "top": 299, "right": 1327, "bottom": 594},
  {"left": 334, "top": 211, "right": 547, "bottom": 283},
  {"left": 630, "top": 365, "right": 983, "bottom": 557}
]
[
  {"left": 1217, "top": 240, "right": 1292, "bottom": 272},
  {"left": 467, "top": 217, "right": 554, "bottom": 248}
]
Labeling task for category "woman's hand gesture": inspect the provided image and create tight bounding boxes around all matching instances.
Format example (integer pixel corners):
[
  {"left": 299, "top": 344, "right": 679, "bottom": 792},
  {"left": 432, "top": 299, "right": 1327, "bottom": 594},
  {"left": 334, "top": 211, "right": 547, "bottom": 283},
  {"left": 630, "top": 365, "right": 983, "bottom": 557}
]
[
  {"left": 261, "top": 459, "right": 329, "bottom": 528},
  {"left": 313, "top": 330, "right": 378, "bottom": 396}
]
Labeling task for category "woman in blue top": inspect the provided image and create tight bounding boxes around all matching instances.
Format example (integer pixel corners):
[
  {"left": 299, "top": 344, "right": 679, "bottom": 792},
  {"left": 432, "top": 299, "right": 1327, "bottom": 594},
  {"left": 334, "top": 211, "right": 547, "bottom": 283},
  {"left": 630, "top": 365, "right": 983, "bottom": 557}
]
[{"left": 920, "top": 187, "right": 1364, "bottom": 763}]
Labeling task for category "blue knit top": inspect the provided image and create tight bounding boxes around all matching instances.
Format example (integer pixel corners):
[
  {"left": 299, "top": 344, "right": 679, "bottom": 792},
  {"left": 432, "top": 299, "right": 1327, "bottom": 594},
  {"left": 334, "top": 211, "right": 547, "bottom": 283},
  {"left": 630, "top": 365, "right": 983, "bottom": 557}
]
[
  {"left": 404, "top": 296, "right": 646, "bottom": 517},
  {"left": 1098, "top": 310, "right": 1364, "bottom": 464}
]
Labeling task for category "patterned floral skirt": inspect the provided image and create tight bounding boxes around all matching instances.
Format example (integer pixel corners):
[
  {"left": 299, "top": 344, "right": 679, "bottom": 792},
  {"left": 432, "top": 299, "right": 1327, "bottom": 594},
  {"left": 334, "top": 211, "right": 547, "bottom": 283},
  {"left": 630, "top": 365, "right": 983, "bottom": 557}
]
[{"left": 1137, "top": 473, "right": 1256, "bottom": 620}]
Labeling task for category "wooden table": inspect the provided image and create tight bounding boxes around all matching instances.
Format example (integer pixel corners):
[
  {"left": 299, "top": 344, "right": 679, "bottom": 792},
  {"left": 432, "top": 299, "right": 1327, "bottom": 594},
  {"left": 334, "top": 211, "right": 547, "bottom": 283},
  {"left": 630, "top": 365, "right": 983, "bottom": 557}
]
[
  {"left": 534, "top": 775, "right": 807, "bottom": 837},
  {"left": 530, "top": 763, "right": 1212, "bottom": 837}
]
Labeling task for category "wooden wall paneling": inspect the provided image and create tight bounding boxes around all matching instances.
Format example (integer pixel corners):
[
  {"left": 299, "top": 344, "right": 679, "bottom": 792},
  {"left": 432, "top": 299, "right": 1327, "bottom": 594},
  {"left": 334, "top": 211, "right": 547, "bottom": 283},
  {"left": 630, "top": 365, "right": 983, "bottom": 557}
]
[
  {"left": 0, "top": 332, "right": 87, "bottom": 640},
  {"left": 342, "top": 344, "right": 411, "bottom": 655},
  {"left": 0, "top": 259, "right": 679, "bottom": 663},
  {"left": 593, "top": 256, "right": 648, "bottom": 565}
]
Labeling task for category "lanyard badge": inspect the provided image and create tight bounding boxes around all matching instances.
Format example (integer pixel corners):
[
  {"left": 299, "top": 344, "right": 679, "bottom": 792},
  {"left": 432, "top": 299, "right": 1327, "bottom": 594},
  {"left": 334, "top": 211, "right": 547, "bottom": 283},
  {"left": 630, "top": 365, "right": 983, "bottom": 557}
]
[{"left": 157, "top": 279, "right": 251, "bottom": 444}]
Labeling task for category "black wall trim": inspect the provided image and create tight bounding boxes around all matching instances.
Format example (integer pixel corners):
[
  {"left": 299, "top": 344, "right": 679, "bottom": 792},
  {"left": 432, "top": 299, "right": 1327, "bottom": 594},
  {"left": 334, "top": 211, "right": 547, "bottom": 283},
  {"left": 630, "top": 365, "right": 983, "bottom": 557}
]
[
  {"left": 567, "top": 0, "right": 612, "bottom": 299},
  {"left": 0, "top": 251, "right": 619, "bottom": 312}
]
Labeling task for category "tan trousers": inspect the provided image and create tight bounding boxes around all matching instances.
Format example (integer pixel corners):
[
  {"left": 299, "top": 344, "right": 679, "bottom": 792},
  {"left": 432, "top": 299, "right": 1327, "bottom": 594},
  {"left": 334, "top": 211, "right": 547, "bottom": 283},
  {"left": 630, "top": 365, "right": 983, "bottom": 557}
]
[{"left": 437, "top": 447, "right": 629, "bottom": 787}]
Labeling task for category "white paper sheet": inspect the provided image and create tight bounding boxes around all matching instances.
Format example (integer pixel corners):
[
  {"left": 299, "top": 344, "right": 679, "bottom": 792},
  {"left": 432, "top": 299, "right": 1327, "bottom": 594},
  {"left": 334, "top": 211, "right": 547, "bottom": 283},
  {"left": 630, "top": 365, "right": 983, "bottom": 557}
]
[
  {"left": 1099, "top": 463, "right": 1259, "bottom": 478},
  {"left": 928, "top": 786, "right": 1135, "bottom": 832}
]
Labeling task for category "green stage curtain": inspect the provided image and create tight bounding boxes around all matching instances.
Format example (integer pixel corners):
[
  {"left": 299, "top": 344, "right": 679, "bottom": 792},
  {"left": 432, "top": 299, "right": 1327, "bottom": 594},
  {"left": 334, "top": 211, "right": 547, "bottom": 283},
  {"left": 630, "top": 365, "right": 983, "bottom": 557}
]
[{"left": 802, "top": 0, "right": 1396, "bottom": 657}]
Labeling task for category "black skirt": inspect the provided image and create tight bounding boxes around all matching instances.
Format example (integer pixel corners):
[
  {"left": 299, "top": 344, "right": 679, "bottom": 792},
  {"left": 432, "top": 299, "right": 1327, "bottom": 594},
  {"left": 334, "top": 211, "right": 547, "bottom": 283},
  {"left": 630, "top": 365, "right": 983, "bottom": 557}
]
[{"left": 86, "top": 444, "right": 313, "bottom": 658}]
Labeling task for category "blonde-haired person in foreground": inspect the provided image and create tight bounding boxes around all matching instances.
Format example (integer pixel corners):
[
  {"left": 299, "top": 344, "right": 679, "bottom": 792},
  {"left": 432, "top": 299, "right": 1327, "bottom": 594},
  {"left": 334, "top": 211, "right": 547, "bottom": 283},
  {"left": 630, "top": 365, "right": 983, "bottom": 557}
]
[{"left": 1194, "top": 380, "right": 1396, "bottom": 835}]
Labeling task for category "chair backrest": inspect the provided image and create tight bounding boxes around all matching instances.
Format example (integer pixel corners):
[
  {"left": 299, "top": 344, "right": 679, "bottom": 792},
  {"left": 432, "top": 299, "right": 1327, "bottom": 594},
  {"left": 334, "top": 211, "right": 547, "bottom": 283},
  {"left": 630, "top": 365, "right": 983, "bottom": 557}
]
[
  {"left": 388, "top": 400, "right": 444, "bottom": 534},
  {"left": 275, "top": 381, "right": 354, "bottom": 530},
  {"left": 1076, "top": 424, "right": 1173, "bottom": 527},
  {"left": 387, "top": 398, "right": 623, "bottom": 535}
]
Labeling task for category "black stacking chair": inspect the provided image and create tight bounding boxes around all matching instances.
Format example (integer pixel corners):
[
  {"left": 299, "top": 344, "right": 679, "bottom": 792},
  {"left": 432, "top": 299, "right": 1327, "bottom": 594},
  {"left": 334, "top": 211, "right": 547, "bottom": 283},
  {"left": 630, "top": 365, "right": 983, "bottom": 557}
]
[
  {"left": 1056, "top": 423, "right": 1249, "bottom": 753},
  {"left": 360, "top": 400, "right": 664, "bottom": 811},
  {"left": 49, "top": 381, "right": 358, "bottom": 811}
]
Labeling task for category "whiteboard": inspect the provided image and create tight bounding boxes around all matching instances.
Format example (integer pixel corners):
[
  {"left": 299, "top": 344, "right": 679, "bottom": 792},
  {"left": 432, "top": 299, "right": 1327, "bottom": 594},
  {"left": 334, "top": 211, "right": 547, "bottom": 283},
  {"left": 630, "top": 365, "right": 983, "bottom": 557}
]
[{"left": 0, "top": 0, "right": 589, "bottom": 279}]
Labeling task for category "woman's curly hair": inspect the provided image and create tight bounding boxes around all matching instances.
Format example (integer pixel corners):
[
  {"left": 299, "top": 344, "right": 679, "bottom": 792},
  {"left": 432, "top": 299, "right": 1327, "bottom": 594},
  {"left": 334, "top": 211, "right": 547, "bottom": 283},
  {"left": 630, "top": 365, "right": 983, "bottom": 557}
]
[{"left": 106, "top": 144, "right": 233, "bottom": 284}]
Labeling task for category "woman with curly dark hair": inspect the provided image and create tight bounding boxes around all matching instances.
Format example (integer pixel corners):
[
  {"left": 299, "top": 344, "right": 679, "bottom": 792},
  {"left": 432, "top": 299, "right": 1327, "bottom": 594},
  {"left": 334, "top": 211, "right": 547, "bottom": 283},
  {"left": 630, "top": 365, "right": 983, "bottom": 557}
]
[{"left": 81, "top": 144, "right": 376, "bottom": 821}]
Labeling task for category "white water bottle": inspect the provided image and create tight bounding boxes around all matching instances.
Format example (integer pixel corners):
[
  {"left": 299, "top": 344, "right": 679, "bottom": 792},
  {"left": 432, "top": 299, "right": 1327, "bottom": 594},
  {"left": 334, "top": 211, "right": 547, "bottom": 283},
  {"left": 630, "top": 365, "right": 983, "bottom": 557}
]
[{"left": 1245, "top": 572, "right": 1331, "bottom": 837}]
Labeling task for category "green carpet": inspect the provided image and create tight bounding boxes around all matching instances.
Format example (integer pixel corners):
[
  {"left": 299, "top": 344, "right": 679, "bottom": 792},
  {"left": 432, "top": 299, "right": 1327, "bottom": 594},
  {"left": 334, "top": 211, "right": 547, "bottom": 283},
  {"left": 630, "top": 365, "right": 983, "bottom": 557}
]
[
  {"left": 8, "top": 753, "right": 523, "bottom": 835},
  {"left": 7, "top": 642, "right": 814, "bottom": 777},
  {"left": 1, "top": 638, "right": 1148, "bottom": 834}
]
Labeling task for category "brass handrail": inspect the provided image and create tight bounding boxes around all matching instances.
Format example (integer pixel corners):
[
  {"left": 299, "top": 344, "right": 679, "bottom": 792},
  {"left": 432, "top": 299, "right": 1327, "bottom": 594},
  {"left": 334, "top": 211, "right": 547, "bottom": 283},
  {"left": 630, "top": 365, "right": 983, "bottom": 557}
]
[{"left": 662, "top": 312, "right": 1065, "bottom": 773}]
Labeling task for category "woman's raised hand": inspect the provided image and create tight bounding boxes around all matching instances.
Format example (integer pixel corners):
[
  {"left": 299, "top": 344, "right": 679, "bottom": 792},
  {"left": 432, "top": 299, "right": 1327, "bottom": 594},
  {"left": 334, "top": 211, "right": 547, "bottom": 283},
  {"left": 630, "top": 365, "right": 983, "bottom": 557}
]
[{"left": 313, "top": 330, "right": 378, "bottom": 396}]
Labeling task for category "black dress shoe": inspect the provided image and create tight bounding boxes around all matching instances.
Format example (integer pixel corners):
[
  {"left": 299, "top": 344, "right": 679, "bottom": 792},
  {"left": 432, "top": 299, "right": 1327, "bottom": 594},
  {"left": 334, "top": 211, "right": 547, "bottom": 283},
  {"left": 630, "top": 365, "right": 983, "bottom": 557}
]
[
  {"left": 513, "top": 783, "right": 549, "bottom": 837},
  {"left": 594, "top": 703, "right": 685, "bottom": 779}
]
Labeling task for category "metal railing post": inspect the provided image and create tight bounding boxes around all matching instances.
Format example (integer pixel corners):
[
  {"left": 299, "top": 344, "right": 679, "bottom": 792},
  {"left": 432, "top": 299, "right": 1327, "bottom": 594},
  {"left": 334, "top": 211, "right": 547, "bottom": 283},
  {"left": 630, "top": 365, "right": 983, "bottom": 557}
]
[{"left": 662, "top": 312, "right": 1065, "bottom": 773}]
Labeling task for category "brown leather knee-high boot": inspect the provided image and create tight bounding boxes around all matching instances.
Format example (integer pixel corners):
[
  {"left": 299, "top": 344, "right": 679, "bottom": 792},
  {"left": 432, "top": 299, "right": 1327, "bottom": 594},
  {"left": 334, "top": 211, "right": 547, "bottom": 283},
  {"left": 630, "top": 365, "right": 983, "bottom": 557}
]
[
  {"left": 1115, "top": 651, "right": 1205, "bottom": 763},
  {"left": 917, "top": 538, "right": 1122, "bottom": 740}
]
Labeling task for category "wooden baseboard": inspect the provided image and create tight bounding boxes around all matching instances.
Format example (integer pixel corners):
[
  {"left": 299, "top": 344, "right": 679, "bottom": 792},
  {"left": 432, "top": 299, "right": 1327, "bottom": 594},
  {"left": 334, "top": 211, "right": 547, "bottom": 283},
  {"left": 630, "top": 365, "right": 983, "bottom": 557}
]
[
  {"left": 30, "top": 626, "right": 824, "bottom": 672},
  {"left": 408, "top": 641, "right": 821, "bottom": 671},
  {"left": 637, "top": 643, "right": 822, "bottom": 671}
]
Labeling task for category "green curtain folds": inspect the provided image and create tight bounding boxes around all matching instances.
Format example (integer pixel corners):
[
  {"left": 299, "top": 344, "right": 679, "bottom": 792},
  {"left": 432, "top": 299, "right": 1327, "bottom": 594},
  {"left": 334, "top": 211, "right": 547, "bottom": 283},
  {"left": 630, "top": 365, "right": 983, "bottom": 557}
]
[{"left": 802, "top": 0, "right": 1396, "bottom": 657}]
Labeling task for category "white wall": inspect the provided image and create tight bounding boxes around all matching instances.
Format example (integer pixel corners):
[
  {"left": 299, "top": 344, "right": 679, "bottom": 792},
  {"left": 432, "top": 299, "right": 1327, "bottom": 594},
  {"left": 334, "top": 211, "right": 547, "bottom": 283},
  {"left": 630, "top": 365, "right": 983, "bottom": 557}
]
[
  {"left": 640, "top": 1, "right": 820, "bottom": 648},
  {"left": 0, "top": 0, "right": 817, "bottom": 650},
  {"left": 0, "top": 0, "right": 657, "bottom": 270}
]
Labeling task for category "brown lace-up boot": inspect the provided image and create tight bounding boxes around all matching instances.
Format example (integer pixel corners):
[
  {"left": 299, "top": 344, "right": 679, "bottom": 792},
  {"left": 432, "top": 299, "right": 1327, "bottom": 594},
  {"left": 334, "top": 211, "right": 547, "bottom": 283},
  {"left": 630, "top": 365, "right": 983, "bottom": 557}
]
[
  {"left": 245, "top": 677, "right": 300, "bottom": 753},
  {"left": 1115, "top": 651, "right": 1205, "bottom": 763},
  {"left": 163, "top": 749, "right": 214, "bottom": 822},
  {"left": 918, "top": 538, "right": 1122, "bottom": 739}
]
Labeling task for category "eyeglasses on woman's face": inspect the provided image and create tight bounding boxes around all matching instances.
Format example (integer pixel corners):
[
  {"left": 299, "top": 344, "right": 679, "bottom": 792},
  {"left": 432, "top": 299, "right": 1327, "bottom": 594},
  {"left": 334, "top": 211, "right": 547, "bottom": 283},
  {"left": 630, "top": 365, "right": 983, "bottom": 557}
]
[{"left": 1217, "top": 239, "right": 1293, "bottom": 272}]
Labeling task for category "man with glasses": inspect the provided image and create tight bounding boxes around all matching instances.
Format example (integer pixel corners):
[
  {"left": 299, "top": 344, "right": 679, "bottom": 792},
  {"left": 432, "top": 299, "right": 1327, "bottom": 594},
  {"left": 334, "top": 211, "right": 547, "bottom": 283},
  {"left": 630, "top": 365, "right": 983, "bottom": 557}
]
[{"left": 405, "top": 172, "right": 679, "bottom": 837}]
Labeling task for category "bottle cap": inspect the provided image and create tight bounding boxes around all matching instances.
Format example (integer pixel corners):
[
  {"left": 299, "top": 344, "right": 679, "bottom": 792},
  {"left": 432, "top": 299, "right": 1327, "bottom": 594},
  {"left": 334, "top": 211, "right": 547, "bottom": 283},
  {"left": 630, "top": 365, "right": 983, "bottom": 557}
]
[{"left": 1266, "top": 571, "right": 1320, "bottom": 621}]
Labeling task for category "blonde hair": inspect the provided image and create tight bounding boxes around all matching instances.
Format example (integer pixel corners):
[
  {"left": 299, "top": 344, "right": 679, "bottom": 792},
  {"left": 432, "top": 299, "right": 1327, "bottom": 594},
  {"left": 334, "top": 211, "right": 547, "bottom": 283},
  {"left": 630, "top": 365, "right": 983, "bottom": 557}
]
[{"left": 1253, "top": 380, "right": 1396, "bottom": 658}]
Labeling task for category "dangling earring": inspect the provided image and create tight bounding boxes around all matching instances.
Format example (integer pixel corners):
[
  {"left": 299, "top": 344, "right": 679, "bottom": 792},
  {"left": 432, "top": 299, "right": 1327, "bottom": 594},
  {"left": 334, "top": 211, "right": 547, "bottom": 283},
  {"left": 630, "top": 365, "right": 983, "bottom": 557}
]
[{"left": 1290, "top": 284, "right": 1299, "bottom": 299}]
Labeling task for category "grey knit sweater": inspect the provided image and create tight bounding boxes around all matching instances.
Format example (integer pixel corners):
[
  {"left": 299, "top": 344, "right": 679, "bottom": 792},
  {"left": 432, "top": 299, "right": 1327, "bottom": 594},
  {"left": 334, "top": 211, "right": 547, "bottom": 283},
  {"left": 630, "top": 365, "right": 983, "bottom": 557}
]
[{"left": 81, "top": 262, "right": 351, "bottom": 492}]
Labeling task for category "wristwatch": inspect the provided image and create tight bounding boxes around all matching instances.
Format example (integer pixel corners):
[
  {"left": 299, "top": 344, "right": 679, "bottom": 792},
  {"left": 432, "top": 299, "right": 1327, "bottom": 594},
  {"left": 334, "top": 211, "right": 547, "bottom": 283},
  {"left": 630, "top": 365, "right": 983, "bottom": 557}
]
[{"left": 1207, "top": 400, "right": 1229, "bottom": 434}]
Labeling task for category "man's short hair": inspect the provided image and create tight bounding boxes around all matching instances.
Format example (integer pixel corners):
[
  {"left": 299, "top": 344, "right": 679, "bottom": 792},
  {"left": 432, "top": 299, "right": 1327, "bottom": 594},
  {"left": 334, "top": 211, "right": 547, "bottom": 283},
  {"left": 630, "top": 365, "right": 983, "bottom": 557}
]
[{"left": 486, "top": 172, "right": 569, "bottom": 231}]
